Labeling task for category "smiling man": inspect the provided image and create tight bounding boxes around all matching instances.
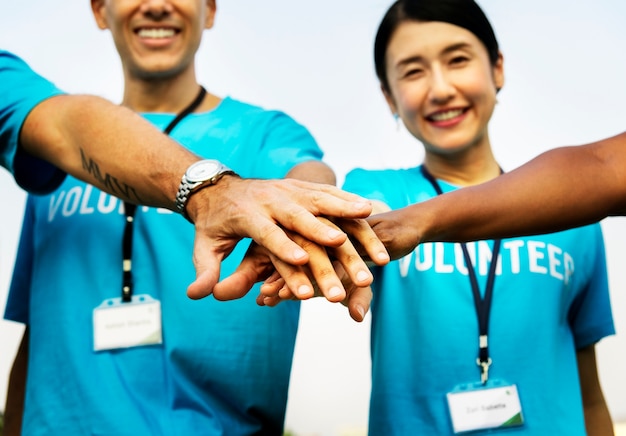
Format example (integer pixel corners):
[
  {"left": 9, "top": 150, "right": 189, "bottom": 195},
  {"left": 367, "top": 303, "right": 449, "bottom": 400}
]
[{"left": 2, "top": 1, "right": 384, "bottom": 434}]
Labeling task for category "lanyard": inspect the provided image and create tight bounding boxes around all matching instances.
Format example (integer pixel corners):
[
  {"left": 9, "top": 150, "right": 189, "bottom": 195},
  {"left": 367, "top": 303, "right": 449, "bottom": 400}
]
[
  {"left": 419, "top": 165, "right": 501, "bottom": 384},
  {"left": 121, "top": 86, "right": 207, "bottom": 303}
]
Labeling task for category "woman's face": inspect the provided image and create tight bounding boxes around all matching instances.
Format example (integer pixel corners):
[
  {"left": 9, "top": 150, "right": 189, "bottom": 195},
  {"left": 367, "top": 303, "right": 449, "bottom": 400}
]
[{"left": 383, "top": 20, "right": 503, "bottom": 156}]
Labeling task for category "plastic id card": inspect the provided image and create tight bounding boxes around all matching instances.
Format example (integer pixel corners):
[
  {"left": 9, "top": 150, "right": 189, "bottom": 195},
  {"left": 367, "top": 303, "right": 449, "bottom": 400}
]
[
  {"left": 447, "top": 380, "right": 524, "bottom": 433},
  {"left": 93, "top": 294, "right": 163, "bottom": 351}
]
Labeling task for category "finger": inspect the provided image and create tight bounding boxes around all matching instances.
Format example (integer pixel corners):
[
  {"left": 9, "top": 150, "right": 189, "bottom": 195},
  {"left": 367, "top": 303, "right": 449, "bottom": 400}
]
[
  {"left": 305, "top": 216, "right": 375, "bottom": 289},
  {"left": 345, "top": 285, "right": 372, "bottom": 323},
  {"left": 340, "top": 218, "right": 390, "bottom": 266},
  {"left": 247, "top": 218, "right": 312, "bottom": 266},
  {"left": 261, "top": 294, "right": 285, "bottom": 307},
  {"left": 187, "top": 246, "right": 223, "bottom": 300},
  {"left": 212, "top": 243, "right": 274, "bottom": 301},
  {"left": 279, "top": 234, "right": 347, "bottom": 303},
  {"left": 267, "top": 205, "right": 350, "bottom": 248},
  {"left": 267, "top": 253, "right": 316, "bottom": 300},
  {"left": 260, "top": 273, "right": 285, "bottom": 298},
  {"left": 256, "top": 293, "right": 267, "bottom": 306},
  {"left": 256, "top": 292, "right": 287, "bottom": 307},
  {"left": 328, "top": 234, "right": 375, "bottom": 289},
  {"left": 284, "top": 179, "right": 375, "bottom": 219}
]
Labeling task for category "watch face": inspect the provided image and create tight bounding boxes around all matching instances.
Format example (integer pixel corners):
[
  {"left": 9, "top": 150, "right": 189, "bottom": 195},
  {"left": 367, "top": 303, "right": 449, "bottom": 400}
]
[{"left": 186, "top": 160, "right": 221, "bottom": 183}]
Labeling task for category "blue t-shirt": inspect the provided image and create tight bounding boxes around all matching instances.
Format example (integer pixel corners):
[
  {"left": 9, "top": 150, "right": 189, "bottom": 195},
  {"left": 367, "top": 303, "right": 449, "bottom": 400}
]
[
  {"left": 0, "top": 50, "right": 66, "bottom": 193},
  {"left": 5, "top": 97, "right": 323, "bottom": 435},
  {"left": 343, "top": 165, "right": 615, "bottom": 436}
]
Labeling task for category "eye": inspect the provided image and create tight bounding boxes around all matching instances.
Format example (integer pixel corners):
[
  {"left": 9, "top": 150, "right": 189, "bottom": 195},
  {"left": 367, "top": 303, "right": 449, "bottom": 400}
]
[
  {"left": 450, "top": 55, "right": 470, "bottom": 66},
  {"left": 402, "top": 66, "right": 424, "bottom": 79}
]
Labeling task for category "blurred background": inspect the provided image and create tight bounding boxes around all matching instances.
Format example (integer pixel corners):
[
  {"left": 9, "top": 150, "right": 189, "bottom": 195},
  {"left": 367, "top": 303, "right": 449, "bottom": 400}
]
[{"left": 1, "top": 1, "right": 625, "bottom": 434}]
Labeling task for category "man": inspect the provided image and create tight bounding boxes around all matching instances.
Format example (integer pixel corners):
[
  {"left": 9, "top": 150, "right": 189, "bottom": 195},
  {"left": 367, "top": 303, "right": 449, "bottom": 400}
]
[{"left": 3, "top": 1, "right": 386, "bottom": 434}]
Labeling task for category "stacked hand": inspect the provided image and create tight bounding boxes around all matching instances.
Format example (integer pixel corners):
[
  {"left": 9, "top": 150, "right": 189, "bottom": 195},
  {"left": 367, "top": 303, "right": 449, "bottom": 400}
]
[
  {"left": 218, "top": 216, "right": 388, "bottom": 322},
  {"left": 185, "top": 176, "right": 390, "bottom": 310}
]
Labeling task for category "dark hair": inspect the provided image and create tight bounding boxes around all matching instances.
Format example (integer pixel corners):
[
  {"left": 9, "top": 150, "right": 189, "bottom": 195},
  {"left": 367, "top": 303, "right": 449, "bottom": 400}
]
[{"left": 374, "top": 0, "right": 500, "bottom": 92}]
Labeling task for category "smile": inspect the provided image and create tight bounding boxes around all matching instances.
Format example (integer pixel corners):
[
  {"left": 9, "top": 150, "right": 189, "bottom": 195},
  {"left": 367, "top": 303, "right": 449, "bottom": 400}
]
[
  {"left": 428, "top": 109, "right": 465, "bottom": 122},
  {"left": 137, "top": 28, "right": 177, "bottom": 39}
]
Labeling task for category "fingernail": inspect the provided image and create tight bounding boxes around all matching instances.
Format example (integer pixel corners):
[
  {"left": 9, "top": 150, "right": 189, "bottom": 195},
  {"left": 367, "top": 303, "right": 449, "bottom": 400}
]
[
  {"left": 297, "top": 285, "right": 311, "bottom": 296},
  {"left": 377, "top": 251, "right": 390, "bottom": 261},
  {"left": 328, "top": 286, "right": 342, "bottom": 298},
  {"left": 327, "top": 228, "right": 343, "bottom": 240},
  {"left": 357, "top": 306, "right": 365, "bottom": 320},
  {"left": 354, "top": 201, "right": 370, "bottom": 210},
  {"left": 356, "top": 270, "right": 371, "bottom": 282},
  {"left": 294, "top": 248, "right": 307, "bottom": 260}
]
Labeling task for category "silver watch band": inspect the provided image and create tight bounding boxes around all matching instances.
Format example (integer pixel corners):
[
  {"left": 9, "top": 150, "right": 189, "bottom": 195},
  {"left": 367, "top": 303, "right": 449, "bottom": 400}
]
[{"left": 175, "top": 165, "right": 237, "bottom": 222}]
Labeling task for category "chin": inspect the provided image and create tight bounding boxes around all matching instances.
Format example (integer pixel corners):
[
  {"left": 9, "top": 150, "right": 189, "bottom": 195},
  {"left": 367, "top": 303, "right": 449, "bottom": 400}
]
[
  {"left": 424, "top": 141, "right": 474, "bottom": 155},
  {"left": 134, "top": 65, "right": 182, "bottom": 81}
]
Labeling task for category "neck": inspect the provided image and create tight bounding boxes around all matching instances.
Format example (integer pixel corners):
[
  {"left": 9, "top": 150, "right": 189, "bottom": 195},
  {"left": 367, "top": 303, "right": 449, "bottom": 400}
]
[
  {"left": 121, "top": 67, "right": 218, "bottom": 113},
  {"left": 423, "top": 140, "right": 501, "bottom": 186}
]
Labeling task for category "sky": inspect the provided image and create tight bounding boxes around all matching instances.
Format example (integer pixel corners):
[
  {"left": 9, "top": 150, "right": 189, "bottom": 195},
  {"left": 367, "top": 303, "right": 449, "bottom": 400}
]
[{"left": 1, "top": 0, "right": 626, "bottom": 434}]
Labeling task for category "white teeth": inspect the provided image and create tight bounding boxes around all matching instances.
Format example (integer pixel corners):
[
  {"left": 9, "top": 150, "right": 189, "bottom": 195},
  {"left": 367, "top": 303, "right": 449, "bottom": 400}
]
[
  {"left": 138, "top": 28, "right": 175, "bottom": 38},
  {"left": 430, "top": 109, "right": 463, "bottom": 121}
]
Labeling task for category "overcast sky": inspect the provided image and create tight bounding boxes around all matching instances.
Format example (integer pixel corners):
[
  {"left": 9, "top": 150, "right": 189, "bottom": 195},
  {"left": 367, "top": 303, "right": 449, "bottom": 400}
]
[{"left": 1, "top": 1, "right": 626, "bottom": 434}]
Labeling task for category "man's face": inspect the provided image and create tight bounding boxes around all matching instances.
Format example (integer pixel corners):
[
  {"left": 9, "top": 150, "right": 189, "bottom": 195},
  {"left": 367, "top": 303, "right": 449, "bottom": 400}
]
[{"left": 91, "top": 0, "right": 216, "bottom": 80}]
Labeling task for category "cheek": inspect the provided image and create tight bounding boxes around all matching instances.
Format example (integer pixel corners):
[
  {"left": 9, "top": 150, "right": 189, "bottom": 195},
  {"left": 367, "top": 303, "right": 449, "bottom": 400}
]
[
  {"left": 394, "top": 83, "right": 427, "bottom": 117},
  {"left": 457, "top": 69, "right": 498, "bottom": 105}
]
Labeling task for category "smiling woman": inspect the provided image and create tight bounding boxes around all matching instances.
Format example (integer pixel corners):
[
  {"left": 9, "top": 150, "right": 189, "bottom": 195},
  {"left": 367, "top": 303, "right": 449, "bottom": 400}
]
[{"left": 340, "top": 0, "right": 616, "bottom": 434}]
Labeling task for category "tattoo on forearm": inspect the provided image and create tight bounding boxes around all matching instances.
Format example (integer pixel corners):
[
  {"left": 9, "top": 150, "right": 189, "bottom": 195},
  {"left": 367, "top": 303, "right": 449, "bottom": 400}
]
[{"left": 80, "top": 149, "right": 143, "bottom": 202}]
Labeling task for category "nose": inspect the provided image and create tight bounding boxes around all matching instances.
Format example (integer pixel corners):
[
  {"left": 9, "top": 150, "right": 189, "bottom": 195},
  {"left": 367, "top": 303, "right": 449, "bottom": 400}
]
[
  {"left": 428, "top": 67, "right": 455, "bottom": 105},
  {"left": 139, "top": 0, "right": 174, "bottom": 19}
]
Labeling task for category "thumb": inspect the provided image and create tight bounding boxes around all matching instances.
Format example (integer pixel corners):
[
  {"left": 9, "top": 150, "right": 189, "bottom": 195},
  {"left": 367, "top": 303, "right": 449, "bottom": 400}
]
[
  {"left": 212, "top": 243, "right": 274, "bottom": 301},
  {"left": 187, "top": 261, "right": 221, "bottom": 300},
  {"left": 186, "top": 234, "right": 229, "bottom": 299}
]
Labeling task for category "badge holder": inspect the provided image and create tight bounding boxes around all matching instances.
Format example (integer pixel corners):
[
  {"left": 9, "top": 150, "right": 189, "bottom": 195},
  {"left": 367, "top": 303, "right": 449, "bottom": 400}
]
[
  {"left": 93, "top": 204, "right": 162, "bottom": 351},
  {"left": 93, "top": 294, "right": 163, "bottom": 351},
  {"left": 447, "top": 378, "right": 524, "bottom": 434},
  {"left": 422, "top": 167, "right": 525, "bottom": 433}
]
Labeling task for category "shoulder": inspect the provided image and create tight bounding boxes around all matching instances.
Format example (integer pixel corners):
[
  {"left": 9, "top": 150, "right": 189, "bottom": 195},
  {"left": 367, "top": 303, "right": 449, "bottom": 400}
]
[
  {"left": 343, "top": 167, "right": 425, "bottom": 209},
  {"left": 219, "top": 97, "right": 307, "bottom": 130},
  {"left": 0, "top": 51, "right": 63, "bottom": 95},
  {"left": 344, "top": 166, "right": 424, "bottom": 188}
]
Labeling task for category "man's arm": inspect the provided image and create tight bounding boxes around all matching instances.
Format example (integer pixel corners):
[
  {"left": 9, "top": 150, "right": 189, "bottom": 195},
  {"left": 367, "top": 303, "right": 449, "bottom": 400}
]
[
  {"left": 20, "top": 94, "right": 199, "bottom": 207},
  {"left": 367, "top": 131, "right": 626, "bottom": 259},
  {"left": 19, "top": 95, "right": 387, "bottom": 297},
  {"left": 576, "top": 344, "right": 614, "bottom": 436}
]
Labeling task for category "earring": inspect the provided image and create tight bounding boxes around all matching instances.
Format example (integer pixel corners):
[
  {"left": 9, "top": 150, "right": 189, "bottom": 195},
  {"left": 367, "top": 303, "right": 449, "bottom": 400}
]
[{"left": 393, "top": 113, "right": 400, "bottom": 131}]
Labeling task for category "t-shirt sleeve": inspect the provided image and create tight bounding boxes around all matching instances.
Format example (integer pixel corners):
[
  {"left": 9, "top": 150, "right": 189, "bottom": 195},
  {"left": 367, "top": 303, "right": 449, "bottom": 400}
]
[
  {"left": 4, "top": 197, "right": 37, "bottom": 325},
  {"left": 568, "top": 224, "right": 615, "bottom": 348},
  {"left": 0, "top": 50, "right": 67, "bottom": 193},
  {"left": 343, "top": 168, "right": 389, "bottom": 204},
  {"left": 250, "top": 111, "right": 323, "bottom": 178}
]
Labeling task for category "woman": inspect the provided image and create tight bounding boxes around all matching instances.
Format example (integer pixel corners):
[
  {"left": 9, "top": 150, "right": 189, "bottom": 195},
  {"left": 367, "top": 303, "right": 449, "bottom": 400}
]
[{"left": 340, "top": 0, "right": 615, "bottom": 434}]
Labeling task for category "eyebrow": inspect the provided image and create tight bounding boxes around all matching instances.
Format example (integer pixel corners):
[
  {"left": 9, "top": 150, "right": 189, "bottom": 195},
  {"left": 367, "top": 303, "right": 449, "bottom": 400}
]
[{"left": 394, "top": 42, "right": 473, "bottom": 70}]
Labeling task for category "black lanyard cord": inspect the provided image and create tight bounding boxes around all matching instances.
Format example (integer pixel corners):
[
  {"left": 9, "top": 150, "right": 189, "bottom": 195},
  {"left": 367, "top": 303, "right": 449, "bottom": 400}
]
[
  {"left": 121, "top": 86, "right": 207, "bottom": 302},
  {"left": 419, "top": 165, "right": 502, "bottom": 384}
]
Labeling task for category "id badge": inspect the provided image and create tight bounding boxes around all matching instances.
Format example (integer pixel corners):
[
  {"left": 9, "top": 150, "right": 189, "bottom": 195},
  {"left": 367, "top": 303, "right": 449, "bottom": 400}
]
[
  {"left": 93, "top": 294, "right": 163, "bottom": 351},
  {"left": 447, "top": 380, "right": 524, "bottom": 433}
]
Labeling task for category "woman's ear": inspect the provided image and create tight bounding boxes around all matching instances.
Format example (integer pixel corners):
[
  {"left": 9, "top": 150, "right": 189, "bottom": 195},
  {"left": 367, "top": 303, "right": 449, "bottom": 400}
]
[{"left": 493, "top": 51, "right": 505, "bottom": 92}]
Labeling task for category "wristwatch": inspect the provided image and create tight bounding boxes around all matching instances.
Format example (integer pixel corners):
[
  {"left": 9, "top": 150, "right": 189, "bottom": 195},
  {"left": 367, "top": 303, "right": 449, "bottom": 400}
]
[{"left": 175, "top": 159, "right": 237, "bottom": 221}]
